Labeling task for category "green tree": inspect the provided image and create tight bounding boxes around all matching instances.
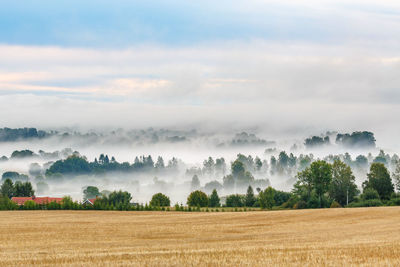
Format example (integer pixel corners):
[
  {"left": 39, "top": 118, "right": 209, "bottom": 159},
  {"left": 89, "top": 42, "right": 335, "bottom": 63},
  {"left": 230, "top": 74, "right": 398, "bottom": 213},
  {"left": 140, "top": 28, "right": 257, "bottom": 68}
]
[
  {"left": 225, "top": 194, "right": 243, "bottom": 207},
  {"left": 187, "top": 190, "right": 208, "bottom": 207},
  {"left": 309, "top": 161, "right": 332, "bottom": 207},
  {"left": 245, "top": 186, "right": 256, "bottom": 207},
  {"left": 46, "top": 155, "right": 92, "bottom": 176},
  {"left": 231, "top": 160, "right": 245, "bottom": 178},
  {"left": 363, "top": 163, "right": 394, "bottom": 200},
  {"left": 329, "top": 160, "right": 359, "bottom": 206},
  {"left": 83, "top": 186, "right": 100, "bottom": 200},
  {"left": 0, "top": 196, "right": 18, "bottom": 210},
  {"left": 61, "top": 196, "right": 74, "bottom": 209},
  {"left": 293, "top": 168, "right": 313, "bottom": 200},
  {"left": 107, "top": 190, "right": 132, "bottom": 206},
  {"left": 150, "top": 193, "right": 170, "bottom": 207},
  {"left": 14, "top": 181, "right": 34, "bottom": 197},
  {"left": 259, "top": 186, "right": 275, "bottom": 209},
  {"left": 209, "top": 189, "right": 220, "bottom": 207},
  {"left": 1, "top": 179, "right": 15, "bottom": 198}
]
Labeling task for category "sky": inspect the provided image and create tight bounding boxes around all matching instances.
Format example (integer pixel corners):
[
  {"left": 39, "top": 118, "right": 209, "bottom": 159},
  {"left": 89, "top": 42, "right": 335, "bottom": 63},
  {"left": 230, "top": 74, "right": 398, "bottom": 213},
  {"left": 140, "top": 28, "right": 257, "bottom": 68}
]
[{"left": 1, "top": 0, "right": 400, "bottom": 144}]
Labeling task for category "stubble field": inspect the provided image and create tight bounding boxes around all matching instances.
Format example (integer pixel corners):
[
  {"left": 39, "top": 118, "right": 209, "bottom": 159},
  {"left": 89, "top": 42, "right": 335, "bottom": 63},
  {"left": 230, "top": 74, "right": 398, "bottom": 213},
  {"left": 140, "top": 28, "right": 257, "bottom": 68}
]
[{"left": 1, "top": 207, "right": 400, "bottom": 266}]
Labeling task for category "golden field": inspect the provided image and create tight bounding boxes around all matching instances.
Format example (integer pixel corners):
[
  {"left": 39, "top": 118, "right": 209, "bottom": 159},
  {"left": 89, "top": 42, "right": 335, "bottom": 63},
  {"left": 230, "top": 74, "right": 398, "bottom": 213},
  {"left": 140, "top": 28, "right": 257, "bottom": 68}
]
[{"left": 1, "top": 207, "right": 400, "bottom": 266}]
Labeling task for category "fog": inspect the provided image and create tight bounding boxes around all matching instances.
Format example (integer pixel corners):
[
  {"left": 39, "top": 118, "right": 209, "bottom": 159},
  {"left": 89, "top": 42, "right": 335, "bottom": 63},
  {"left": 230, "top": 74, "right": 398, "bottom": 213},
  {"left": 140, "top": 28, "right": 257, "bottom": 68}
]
[{"left": 0, "top": 128, "right": 396, "bottom": 204}]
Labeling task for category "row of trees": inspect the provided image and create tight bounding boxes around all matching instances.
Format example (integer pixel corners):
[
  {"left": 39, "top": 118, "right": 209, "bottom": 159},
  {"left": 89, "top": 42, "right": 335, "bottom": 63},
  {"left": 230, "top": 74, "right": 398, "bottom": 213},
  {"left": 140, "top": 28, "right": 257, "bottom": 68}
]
[
  {"left": 304, "top": 131, "right": 376, "bottom": 149},
  {"left": 45, "top": 154, "right": 182, "bottom": 178},
  {"left": 0, "top": 179, "right": 34, "bottom": 199}
]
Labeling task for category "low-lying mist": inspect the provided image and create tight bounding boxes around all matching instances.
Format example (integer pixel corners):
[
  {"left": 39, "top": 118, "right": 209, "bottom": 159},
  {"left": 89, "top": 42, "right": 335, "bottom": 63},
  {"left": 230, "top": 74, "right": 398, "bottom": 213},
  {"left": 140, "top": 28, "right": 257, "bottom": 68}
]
[{"left": 0, "top": 127, "right": 397, "bottom": 204}]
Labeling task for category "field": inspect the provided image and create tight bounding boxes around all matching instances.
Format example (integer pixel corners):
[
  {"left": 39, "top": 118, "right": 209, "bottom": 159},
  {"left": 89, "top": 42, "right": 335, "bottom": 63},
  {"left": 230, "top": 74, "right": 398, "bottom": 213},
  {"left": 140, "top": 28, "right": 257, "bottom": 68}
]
[{"left": 1, "top": 207, "right": 400, "bottom": 266}]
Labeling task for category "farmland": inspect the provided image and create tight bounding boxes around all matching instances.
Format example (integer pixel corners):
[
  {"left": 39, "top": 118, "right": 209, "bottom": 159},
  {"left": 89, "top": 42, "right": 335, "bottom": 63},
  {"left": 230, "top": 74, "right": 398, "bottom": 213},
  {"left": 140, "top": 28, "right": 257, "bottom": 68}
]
[{"left": 1, "top": 207, "right": 400, "bottom": 266}]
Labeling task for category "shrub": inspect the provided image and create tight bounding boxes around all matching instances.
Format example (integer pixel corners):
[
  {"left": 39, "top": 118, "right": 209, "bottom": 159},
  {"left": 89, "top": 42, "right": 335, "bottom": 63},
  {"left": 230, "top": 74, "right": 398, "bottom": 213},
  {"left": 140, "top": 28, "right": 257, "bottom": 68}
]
[
  {"left": 307, "top": 195, "right": 320, "bottom": 209},
  {"left": 330, "top": 201, "right": 342, "bottom": 208},
  {"left": 388, "top": 198, "right": 400, "bottom": 206},
  {"left": 347, "top": 199, "right": 383, "bottom": 207},
  {"left": 24, "top": 200, "right": 37, "bottom": 210},
  {"left": 0, "top": 196, "right": 18, "bottom": 210},
  {"left": 362, "top": 188, "right": 380, "bottom": 200},
  {"left": 293, "top": 200, "right": 307, "bottom": 209},
  {"left": 174, "top": 203, "right": 180, "bottom": 211},
  {"left": 273, "top": 190, "right": 293, "bottom": 206},
  {"left": 281, "top": 196, "right": 299, "bottom": 209}
]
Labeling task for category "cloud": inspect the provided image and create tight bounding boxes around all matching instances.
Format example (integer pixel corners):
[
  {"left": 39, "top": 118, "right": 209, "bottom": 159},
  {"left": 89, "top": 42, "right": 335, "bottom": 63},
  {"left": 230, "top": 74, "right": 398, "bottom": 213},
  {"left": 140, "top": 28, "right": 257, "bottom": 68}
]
[{"left": 0, "top": 40, "right": 399, "bottom": 147}]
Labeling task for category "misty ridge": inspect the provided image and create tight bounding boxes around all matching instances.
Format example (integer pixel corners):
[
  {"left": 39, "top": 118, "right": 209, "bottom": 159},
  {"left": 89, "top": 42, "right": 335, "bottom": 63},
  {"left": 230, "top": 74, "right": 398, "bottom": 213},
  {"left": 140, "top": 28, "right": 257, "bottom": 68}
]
[{"left": 0, "top": 127, "right": 396, "bottom": 204}]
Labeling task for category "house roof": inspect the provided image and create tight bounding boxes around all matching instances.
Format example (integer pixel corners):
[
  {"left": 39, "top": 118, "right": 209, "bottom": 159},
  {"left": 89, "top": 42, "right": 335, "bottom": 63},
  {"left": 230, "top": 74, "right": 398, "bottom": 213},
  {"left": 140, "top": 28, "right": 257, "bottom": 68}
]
[
  {"left": 83, "top": 198, "right": 98, "bottom": 205},
  {"left": 11, "top": 196, "right": 63, "bottom": 205},
  {"left": 11, "top": 197, "right": 32, "bottom": 205}
]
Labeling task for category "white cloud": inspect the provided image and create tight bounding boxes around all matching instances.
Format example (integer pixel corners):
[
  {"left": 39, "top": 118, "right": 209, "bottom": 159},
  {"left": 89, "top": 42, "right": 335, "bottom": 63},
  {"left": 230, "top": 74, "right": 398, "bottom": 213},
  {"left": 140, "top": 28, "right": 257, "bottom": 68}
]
[{"left": 0, "top": 38, "right": 399, "bottom": 147}]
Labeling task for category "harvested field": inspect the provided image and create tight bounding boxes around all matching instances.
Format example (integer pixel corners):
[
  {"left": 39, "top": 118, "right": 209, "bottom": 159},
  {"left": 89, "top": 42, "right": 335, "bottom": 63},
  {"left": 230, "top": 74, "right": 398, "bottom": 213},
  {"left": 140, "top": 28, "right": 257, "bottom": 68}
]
[{"left": 1, "top": 207, "right": 400, "bottom": 266}]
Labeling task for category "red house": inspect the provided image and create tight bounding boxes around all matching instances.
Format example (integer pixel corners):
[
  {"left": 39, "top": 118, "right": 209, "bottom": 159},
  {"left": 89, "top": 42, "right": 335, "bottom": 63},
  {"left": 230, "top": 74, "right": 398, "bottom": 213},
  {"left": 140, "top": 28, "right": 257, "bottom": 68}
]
[{"left": 11, "top": 196, "right": 63, "bottom": 205}]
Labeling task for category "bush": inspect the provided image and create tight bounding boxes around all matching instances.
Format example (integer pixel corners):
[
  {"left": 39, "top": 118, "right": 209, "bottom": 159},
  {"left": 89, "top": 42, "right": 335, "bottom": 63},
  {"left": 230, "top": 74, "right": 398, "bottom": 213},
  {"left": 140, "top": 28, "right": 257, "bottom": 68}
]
[
  {"left": 362, "top": 188, "right": 380, "bottom": 200},
  {"left": 174, "top": 203, "right": 180, "bottom": 211},
  {"left": 347, "top": 199, "right": 383, "bottom": 207},
  {"left": 388, "top": 198, "right": 400, "bottom": 206},
  {"left": 0, "top": 196, "right": 18, "bottom": 210},
  {"left": 330, "top": 201, "right": 342, "bottom": 208},
  {"left": 47, "top": 201, "right": 61, "bottom": 210},
  {"left": 273, "top": 190, "right": 293, "bottom": 206},
  {"left": 150, "top": 193, "right": 171, "bottom": 207},
  {"left": 187, "top": 190, "right": 209, "bottom": 207},
  {"left": 281, "top": 196, "right": 299, "bottom": 209},
  {"left": 307, "top": 195, "right": 320, "bottom": 209},
  {"left": 24, "top": 200, "right": 37, "bottom": 210},
  {"left": 293, "top": 200, "right": 307, "bottom": 209}
]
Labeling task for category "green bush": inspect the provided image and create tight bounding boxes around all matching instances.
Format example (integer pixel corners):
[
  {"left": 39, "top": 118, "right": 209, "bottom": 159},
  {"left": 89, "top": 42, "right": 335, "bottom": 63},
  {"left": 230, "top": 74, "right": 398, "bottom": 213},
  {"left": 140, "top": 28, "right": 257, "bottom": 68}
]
[
  {"left": 24, "top": 200, "right": 37, "bottom": 210},
  {"left": 0, "top": 196, "right": 18, "bottom": 210},
  {"left": 307, "top": 195, "right": 320, "bottom": 209},
  {"left": 388, "top": 198, "right": 400, "bottom": 206},
  {"left": 330, "top": 201, "right": 342, "bottom": 208},
  {"left": 347, "top": 199, "right": 383, "bottom": 207},
  {"left": 361, "top": 188, "right": 380, "bottom": 200},
  {"left": 174, "top": 203, "right": 180, "bottom": 211},
  {"left": 293, "top": 200, "right": 307, "bottom": 209},
  {"left": 281, "top": 196, "right": 299, "bottom": 209}
]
